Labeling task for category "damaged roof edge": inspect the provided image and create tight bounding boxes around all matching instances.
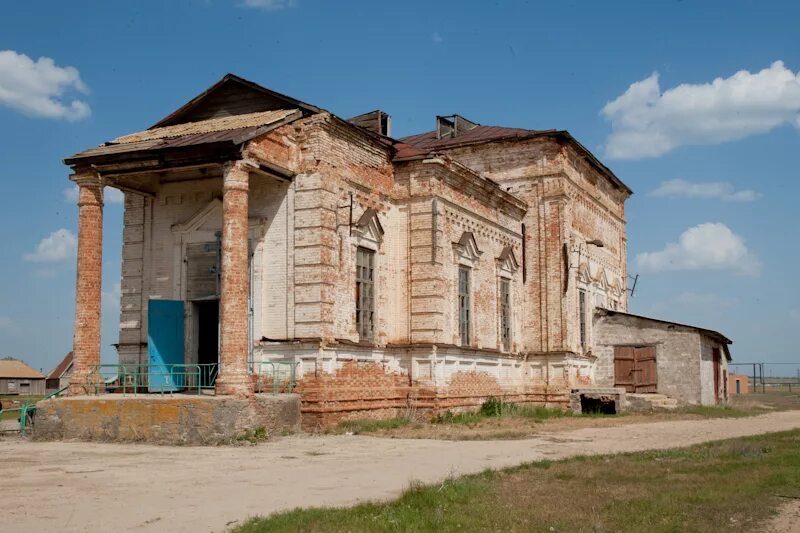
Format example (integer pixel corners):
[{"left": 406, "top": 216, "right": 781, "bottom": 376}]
[
  {"left": 150, "top": 73, "right": 324, "bottom": 129},
  {"left": 398, "top": 128, "right": 632, "bottom": 196},
  {"left": 596, "top": 308, "right": 733, "bottom": 356}
]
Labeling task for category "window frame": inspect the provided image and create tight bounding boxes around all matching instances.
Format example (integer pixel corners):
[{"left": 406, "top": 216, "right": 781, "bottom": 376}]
[
  {"left": 579, "top": 289, "right": 587, "bottom": 351},
  {"left": 458, "top": 265, "right": 471, "bottom": 347},
  {"left": 355, "top": 246, "right": 376, "bottom": 341},
  {"left": 499, "top": 276, "right": 511, "bottom": 352}
]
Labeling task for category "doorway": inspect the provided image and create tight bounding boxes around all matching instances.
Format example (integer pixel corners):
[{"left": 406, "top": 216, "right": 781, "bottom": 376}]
[
  {"left": 195, "top": 300, "right": 219, "bottom": 387},
  {"left": 614, "top": 346, "right": 658, "bottom": 393}
]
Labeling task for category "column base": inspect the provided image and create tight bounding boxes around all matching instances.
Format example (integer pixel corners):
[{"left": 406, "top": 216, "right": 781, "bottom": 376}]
[
  {"left": 67, "top": 372, "right": 100, "bottom": 395},
  {"left": 215, "top": 373, "right": 254, "bottom": 397}
]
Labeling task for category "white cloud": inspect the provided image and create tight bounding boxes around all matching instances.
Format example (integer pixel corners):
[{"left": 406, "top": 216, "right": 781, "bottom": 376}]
[
  {"left": 63, "top": 186, "right": 78, "bottom": 203},
  {"left": 63, "top": 185, "right": 124, "bottom": 204},
  {"left": 432, "top": 32, "right": 444, "bottom": 44},
  {"left": 23, "top": 228, "right": 77, "bottom": 263},
  {"left": 648, "top": 292, "right": 739, "bottom": 317},
  {"left": 651, "top": 179, "right": 761, "bottom": 202},
  {"left": 105, "top": 187, "right": 124, "bottom": 204},
  {"left": 602, "top": 61, "right": 800, "bottom": 159},
  {"left": 103, "top": 282, "right": 121, "bottom": 311},
  {"left": 240, "top": 0, "right": 296, "bottom": 10},
  {"left": 0, "top": 50, "right": 90, "bottom": 120},
  {"left": 636, "top": 223, "right": 761, "bottom": 276},
  {"left": 0, "top": 316, "right": 15, "bottom": 330}
]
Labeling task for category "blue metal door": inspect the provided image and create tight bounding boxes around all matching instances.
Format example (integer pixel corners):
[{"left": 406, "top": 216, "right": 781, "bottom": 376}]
[{"left": 148, "top": 299, "right": 185, "bottom": 392}]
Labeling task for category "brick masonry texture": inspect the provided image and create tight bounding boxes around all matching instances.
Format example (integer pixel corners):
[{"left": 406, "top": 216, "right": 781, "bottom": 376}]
[
  {"left": 72, "top": 83, "right": 731, "bottom": 430},
  {"left": 69, "top": 177, "right": 104, "bottom": 395},
  {"left": 96, "top": 113, "right": 635, "bottom": 427},
  {"left": 216, "top": 162, "right": 253, "bottom": 396}
]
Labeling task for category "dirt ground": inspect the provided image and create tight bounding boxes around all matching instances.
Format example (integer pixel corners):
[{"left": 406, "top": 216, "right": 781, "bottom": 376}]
[
  {"left": 2, "top": 410, "right": 799, "bottom": 532},
  {"left": 332, "top": 392, "right": 800, "bottom": 440},
  {"left": 768, "top": 500, "right": 800, "bottom": 533}
]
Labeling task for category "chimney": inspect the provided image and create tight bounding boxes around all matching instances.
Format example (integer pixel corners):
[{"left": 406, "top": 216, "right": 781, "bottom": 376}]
[
  {"left": 436, "top": 114, "right": 479, "bottom": 139},
  {"left": 347, "top": 110, "right": 391, "bottom": 136}
]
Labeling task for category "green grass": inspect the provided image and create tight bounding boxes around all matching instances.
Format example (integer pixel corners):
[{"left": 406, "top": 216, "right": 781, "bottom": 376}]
[
  {"left": 236, "top": 426, "right": 269, "bottom": 444},
  {"left": 0, "top": 395, "right": 42, "bottom": 421},
  {"left": 332, "top": 418, "right": 416, "bottom": 435},
  {"left": 236, "top": 430, "right": 800, "bottom": 532}
]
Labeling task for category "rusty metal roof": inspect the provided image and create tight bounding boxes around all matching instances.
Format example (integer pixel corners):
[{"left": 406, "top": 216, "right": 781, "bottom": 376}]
[
  {"left": 46, "top": 352, "right": 73, "bottom": 380},
  {"left": 66, "top": 109, "right": 301, "bottom": 164},
  {"left": 399, "top": 125, "right": 542, "bottom": 152},
  {"left": 0, "top": 359, "right": 45, "bottom": 379},
  {"left": 113, "top": 110, "right": 297, "bottom": 144},
  {"left": 398, "top": 125, "right": 632, "bottom": 195}
]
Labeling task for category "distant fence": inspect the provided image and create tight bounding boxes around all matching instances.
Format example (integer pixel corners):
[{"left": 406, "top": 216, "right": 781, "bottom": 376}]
[{"left": 728, "top": 363, "right": 800, "bottom": 394}]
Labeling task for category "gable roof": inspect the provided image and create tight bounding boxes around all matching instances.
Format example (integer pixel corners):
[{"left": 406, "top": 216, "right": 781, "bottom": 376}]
[
  {"left": 398, "top": 126, "right": 632, "bottom": 195},
  {"left": 0, "top": 359, "right": 45, "bottom": 379},
  {"left": 46, "top": 352, "right": 73, "bottom": 380},
  {"left": 66, "top": 109, "right": 302, "bottom": 164},
  {"left": 65, "top": 74, "right": 322, "bottom": 166},
  {"left": 151, "top": 73, "right": 322, "bottom": 128}
]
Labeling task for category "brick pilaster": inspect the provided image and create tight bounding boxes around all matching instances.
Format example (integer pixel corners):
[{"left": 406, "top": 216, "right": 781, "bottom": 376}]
[
  {"left": 69, "top": 173, "right": 104, "bottom": 395},
  {"left": 215, "top": 161, "right": 253, "bottom": 397}
]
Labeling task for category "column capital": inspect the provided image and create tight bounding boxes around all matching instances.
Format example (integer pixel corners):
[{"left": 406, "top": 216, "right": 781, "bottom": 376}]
[
  {"left": 69, "top": 170, "right": 103, "bottom": 188},
  {"left": 222, "top": 160, "right": 250, "bottom": 193}
]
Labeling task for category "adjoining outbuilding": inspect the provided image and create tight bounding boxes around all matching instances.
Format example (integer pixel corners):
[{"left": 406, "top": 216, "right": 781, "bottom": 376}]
[
  {"left": 0, "top": 358, "right": 46, "bottom": 396},
  {"left": 45, "top": 352, "right": 73, "bottom": 394},
  {"left": 593, "top": 309, "right": 731, "bottom": 406}
]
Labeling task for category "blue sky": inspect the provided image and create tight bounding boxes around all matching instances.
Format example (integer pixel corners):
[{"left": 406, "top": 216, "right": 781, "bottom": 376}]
[{"left": 1, "top": 0, "right": 798, "bottom": 376}]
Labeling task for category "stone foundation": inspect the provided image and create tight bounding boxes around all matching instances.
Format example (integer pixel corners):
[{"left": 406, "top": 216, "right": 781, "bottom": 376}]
[
  {"left": 32, "top": 394, "right": 300, "bottom": 445},
  {"left": 569, "top": 387, "right": 626, "bottom": 415}
]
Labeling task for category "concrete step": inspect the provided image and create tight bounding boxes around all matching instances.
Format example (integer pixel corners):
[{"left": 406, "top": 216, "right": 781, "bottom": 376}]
[{"left": 626, "top": 393, "right": 679, "bottom": 412}]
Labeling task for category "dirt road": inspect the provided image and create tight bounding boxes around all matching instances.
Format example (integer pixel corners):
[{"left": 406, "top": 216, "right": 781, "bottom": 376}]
[{"left": 3, "top": 410, "right": 799, "bottom": 532}]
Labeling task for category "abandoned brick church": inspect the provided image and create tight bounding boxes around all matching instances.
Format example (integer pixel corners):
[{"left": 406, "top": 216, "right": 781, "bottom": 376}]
[{"left": 62, "top": 74, "right": 731, "bottom": 430}]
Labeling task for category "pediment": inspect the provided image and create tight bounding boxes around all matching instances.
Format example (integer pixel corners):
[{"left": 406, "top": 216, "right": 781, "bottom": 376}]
[
  {"left": 578, "top": 262, "right": 592, "bottom": 285},
  {"left": 353, "top": 208, "right": 384, "bottom": 245},
  {"left": 593, "top": 267, "right": 609, "bottom": 291},
  {"left": 497, "top": 246, "right": 519, "bottom": 275},
  {"left": 454, "top": 231, "right": 482, "bottom": 263},
  {"left": 172, "top": 199, "right": 222, "bottom": 234},
  {"left": 152, "top": 74, "right": 320, "bottom": 128}
]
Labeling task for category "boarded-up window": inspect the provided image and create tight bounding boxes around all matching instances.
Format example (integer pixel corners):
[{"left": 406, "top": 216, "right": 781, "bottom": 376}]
[
  {"left": 500, "top": 277, "right": 511, "bottom": 351},
  {"left": 579, "top": 290, "right": 587, "bottom": 349},
  {"left": 186, "top": 239, "right": 220, "bottom": 300},
  {"left": 356, "top": 247, "right": 375, "bottom": 340},
  {"left": 459, "top": 266, "right": 471, "bottom": 346}
]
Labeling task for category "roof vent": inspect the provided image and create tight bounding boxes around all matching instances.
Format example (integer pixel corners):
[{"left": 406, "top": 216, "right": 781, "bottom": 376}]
[
  {"left": 347, "top": 110, "right": 391, "bottom": 136},
  {"left": 436, "top": 114, "right": 479, "bottom": 139}
]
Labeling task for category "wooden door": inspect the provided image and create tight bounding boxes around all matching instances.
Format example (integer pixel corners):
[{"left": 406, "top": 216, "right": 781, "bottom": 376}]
[
  {"left": 634, "top": 346, "right": 658, "bottom": 393},
  {"left": 614, "top": 346, "right": 657, "bottom": 393},
  {"left": 614, "top": 347, "right": 636, "bottom": 392}
]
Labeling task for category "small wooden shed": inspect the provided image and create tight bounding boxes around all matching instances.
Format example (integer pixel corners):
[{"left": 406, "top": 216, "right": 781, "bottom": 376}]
[{"left": 0, "top": 359, "right": 46, "bottom": 396}]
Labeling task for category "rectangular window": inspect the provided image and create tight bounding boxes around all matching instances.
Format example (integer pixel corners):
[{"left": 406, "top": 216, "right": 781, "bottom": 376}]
[
  {"left": 355, "top": 247, "right": 375, "bottom": 340},
  {"left": 500, "top": 278, "right": 511, "bottom": 351},
  {"left": 458, "top": 266, "right": 471, "bottom": 346},
  {"left": 579, "top": 289, "right": 587, "bottom": 350}
]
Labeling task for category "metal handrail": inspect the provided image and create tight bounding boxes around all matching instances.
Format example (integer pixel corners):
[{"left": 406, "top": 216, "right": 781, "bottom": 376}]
[
  {"left": 0, "top": 386, "right": 68, "bottom": 436},
  {"left": 91, "top": 363, "right": 219, "bottom": 395},
  {"left": 256, "top": 361, "right": 300, "bottom": 394}
]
